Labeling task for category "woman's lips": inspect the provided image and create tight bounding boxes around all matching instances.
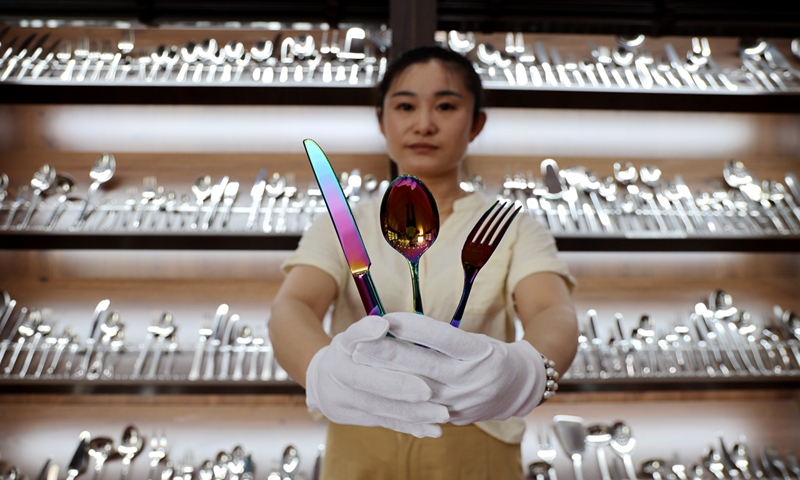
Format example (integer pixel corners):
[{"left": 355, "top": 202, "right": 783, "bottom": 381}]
[{"left": 408, "top": 143, "right": 438, "bottom": 154}]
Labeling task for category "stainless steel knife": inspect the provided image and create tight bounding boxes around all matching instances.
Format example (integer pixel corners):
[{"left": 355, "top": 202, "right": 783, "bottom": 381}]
[
  {"left": 202, "top": 175, "right": 229, "bottom": 230},
  {"left": 664, "top": 43, "right": 695, "bottom": 88},
  {"left": 246, "top": 168, "right": 267, "bottom": 230},
  {"left": 303, "top": 139, "right": 384, "bottom": 316},
  {"left": 535, "top": 41, "right": 558, "bottom": 86}
]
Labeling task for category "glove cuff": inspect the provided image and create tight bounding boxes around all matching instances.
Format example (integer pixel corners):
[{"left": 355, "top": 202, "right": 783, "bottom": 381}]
[
  {"left": 304, "top": 345, "right": 329, "bottom": 411},
  {"left": 507, "top": 341, "right": 550, "bottom": 416}
]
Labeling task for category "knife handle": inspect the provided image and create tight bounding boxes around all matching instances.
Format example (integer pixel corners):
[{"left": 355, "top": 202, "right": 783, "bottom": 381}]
[{"left": 353, "top": 272, "right": 385, "bottom": 316}]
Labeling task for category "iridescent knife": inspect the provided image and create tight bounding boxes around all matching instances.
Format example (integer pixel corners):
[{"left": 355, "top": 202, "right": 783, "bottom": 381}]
[{"left": 303, "top": 139, "right": 385, "bottom": 316}]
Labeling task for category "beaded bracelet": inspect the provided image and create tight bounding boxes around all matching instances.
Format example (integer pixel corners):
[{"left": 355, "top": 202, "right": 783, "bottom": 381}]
[{"left": 540, "top": 355, "right": 559, "bottom": 403}]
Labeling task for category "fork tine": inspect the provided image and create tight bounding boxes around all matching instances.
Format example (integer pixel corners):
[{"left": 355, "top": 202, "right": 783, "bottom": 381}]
[
  {"left": 479, "top": 201, "right": 516, "bottom": 245},
  {"left": 488, "top": 204, "right": 521, "bottom": 247},
  {"left": 466, "top": 200, "right": 499, "bottom": 244}
]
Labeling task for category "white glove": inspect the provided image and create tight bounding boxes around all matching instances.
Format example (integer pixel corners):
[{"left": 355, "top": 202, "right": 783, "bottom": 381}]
[
  {"left": 352, "top": 312, "right": 547, "bottom": 425},
  {"left": 305, "top": 315, "right": 449, "bottom": 438}
]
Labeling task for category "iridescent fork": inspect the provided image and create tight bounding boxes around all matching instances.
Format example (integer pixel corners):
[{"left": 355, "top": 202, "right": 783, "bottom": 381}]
[{"left": 450, "top": 200, "right": 521, "bottom": 328}]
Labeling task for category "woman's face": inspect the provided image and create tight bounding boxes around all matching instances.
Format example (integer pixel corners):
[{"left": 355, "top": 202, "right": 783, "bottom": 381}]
[{"left": 378, "top": 60, "right": 486, "bottom": 180}]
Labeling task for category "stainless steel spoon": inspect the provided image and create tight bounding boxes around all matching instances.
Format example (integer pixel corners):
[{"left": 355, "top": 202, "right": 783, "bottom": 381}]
[
  {"left": 190, "top": 174, "right": 213, "bottom": 229},
  {"left": 74, "top": 153, "right": 115, "bottom": 229},
  {"left": 87, "top": 437, "right": 115, "bottom": 480},
  {"left": 610, "top": 422, "right": 638, "bottom": 480},
  {"left": 585, "top": 424, "right": 613, "bottom": 480},
  {"left": 19, "top": 164, "right": 56, "bottom": 229},
  {"left": 380, "top": 175, "right": 439, "bottom": 314},
  {"left": 45, "top": 173, "right": 76, "bottom": 230},
  {"left": 281, "top": 445, "right": 300, "bottom": 479},
  {"left": 118, "top": 425, "right": 143, "bottom": 480}
]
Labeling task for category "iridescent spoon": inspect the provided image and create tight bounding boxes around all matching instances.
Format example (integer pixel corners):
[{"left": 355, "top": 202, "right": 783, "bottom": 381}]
[{"left": 380, "top": 175, "right": 439, "bottom": 314}]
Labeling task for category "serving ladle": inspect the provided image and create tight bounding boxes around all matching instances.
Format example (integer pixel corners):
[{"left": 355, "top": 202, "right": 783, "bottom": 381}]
[
  {"left": 380, "top": 175, "right": 439, "bottom": 315},
  {"left": 74, "top": 153, "right": 116, "bottom": 229}
]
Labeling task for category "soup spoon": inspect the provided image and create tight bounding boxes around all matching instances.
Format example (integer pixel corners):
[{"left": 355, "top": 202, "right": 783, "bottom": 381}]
[
  {"left": 380, "top": 175, "right": 439, "bottom": 314},
  {"left": 87, "top": 437, "right": 115, "bottom": 480},
  {"left": 74, "top": 153, "right": 116, "bottom": 229},
  {"left": 46, "top": 173, "right": 76, "bottom": 230},
  {"left": 19, "top": 164, "right": 55, "bottom": 229},
  {"left": 118, "top": 425, "right": 143, "bottom": 480}
]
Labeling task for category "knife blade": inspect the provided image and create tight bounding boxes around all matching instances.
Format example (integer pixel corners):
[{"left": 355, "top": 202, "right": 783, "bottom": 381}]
[
  {"left": 15, "top": 33, "right": 50, "bottom": 79},
  {"left": 36, "top": 457, "right": 52, "bottom": 480},
  {"left": 664, "top": 43, "right": 696, "bottom": 88},
  {"left": 202, "top": 175, "right": 229, "bottom": 230},
  {"left": 303, "top": 138, "right": 385, "bottom": 316},
  {"left": 74, "top": 299, "right": 110, "bottom": 378},
  {"left": 246, "top": 168, "right": 267, "bottom": 230},
  {"left": 549, "top": 45, "right": 571, "bottom": 86},
  {"left": 65, "top": 431, "right": 91, "bottom": 480},
  {"left": 1, "top": 33, "right": 36, "bottom": 80},
  {"left": 535, "top": 41, "right": 558, "bottom": 86}
]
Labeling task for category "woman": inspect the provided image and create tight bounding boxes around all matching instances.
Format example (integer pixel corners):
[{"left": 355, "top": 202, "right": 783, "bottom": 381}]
[{"left": 270, "top": 46, "right": 578, "bottom": 479}]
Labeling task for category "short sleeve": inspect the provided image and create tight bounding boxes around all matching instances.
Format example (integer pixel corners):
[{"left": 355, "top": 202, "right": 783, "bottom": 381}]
[
  {"left": 280, "top": 213, "right": 350, "bottom": 292},
  {"left": 506, "top": 214, "right": 577, "bottom": 297}
]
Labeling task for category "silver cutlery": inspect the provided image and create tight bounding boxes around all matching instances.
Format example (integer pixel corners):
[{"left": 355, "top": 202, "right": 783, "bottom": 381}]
[
  {"left": 202, "top": 175, "right": 229, "bottom": 230},
  {"left": 553, "top": 415, "right": 586, "bottom": 480}
]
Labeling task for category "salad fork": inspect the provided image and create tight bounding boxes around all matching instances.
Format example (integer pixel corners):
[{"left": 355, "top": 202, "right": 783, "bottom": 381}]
[{"left": 450, "top": 200, "right": 521, "bottom": 328}]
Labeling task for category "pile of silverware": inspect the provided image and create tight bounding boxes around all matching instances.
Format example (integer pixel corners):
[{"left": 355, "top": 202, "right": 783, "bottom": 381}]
[
  {"left": 0, "top": 294, "right": 288, "bottom": 382},
  {"left": 452, "top": 32, "right": 800, "bottom": 93},
  {"left": 0, "top": 25, "right": 389, "bottom": 87},
  {"left": 566, "top": 290, "right": 800, "bottom": 380},
  {"left": 530, "top": 416, "right": 800, "bottom": 480},
  {"left": 2, "top": 157, "right": 798, "bottom": 237},
  {"left": 495, "top": 159, "right": 800, "bottom": 236},
  {"left": 0, "top": 426, "right": 313, "bottom": 480}
]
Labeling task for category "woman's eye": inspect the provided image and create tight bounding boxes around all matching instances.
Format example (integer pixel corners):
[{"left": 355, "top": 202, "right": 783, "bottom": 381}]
[
  {"left": 437, "top": 103, "right": 456, "bottom": 111},
  {"left": 396, "top": 103, "right": 414, "bottom": 111}
]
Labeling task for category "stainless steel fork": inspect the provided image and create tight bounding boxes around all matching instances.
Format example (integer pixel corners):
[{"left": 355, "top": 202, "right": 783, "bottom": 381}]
[
  {"left": 450, "top": 200, "right": 521, "bottom": 328},
  {"left": 536, "top": 425, "right": 558, "bottom": 480}
]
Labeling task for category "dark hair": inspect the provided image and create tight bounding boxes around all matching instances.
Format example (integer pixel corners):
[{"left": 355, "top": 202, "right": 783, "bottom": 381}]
[{"left": 377, "top": 46, "right": 484, "bottom": 121}]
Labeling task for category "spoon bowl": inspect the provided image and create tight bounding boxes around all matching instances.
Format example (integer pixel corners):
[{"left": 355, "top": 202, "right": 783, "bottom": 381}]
[
  {"left": 118, "top": 425, "right": 143, "bottom": 479},
  {"left": 380, "top": 175, "right": 439, "bottom": 314},
  {"left": 610, "top": 422, "right": 639, "bottom": 480},
  {"left": 190, "top": 174, "right": 213, "bottom": 229},
  {"left": 87, "top": 437, "right": 115, "bottom": 479},
  {"left": 281, "top": 445, "right": 300, "bottom": 477}
]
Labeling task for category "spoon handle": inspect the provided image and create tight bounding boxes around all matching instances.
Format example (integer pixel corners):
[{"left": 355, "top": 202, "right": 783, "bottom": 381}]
[
  {"left": 187, "top": 337, "right": 206, "bottom": 381},
  {"left": 74, "top": 181, "right": 100, "bottom": 228},
  {"left": 596, "top": 448, "right": 612, "bottom": 480},
  {"left": 407, "top": 260, "right": 424, "bottom": 315},
  {"left": 572, "top": 455, "right": 585, "bottom": 480},
  {"left": 19, "top": 333, "right": 42, "bottom": 377},
  {"left": 17, "top": 190, "right": 42, "bottom": 230},
  {"left": 622, "top": 454, "right": 638, "bottom": 480},
  {"left": 4, "top": 338, "right": 26, "bottom": 374}
]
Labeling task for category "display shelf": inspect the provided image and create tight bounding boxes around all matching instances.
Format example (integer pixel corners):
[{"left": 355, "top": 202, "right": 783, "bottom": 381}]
[
  {"left": 4, "top": 83, "right": 800, "bottom": 113},
  {"left": 2, "top": 231, "right": 800, "bottom": 252},
  {"left": 1, "top": 373, "right": 798, "bottom": 396}
]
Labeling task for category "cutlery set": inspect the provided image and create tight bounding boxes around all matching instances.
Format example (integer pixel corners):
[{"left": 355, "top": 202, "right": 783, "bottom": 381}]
[
  {"left": 497, "top": 160, "right": 800, "bottom": 237},
  {"left": 0, "top": 294, "right": 287, "bottom": 383},
  {"left": 3, "top": 158, "right": 798, "bottom": 238},
  {"left": 454, "top": 32, "right": 800, "bottom": 93},
  {"left": 1, "top": 287, "right": 796, "bottom": 385},
  {"left": 531, "top": 416, "right": 800, "bottom": 480},
  {"left": 0, "top": 26, "right": 388, "bottom": 87},
  {"left": 0, "top": 427, "right": 308, "bottom": 480},
  {"left": 2, "top": 24, "right": 799, "bottom": 94},
  {"left": 566, "top": 290, "right": 800, "bottom": 380}
]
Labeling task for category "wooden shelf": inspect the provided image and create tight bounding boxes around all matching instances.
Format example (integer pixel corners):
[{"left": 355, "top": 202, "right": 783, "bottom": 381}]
[
  {"left": 4, "top": 82, "right": 800, "bottom": 113},
  {"left": 2, "top": 232, "right": 799, "bottom": 252},
  {"left": 1, "top": 374, "right": 798, "bottom": 396}
]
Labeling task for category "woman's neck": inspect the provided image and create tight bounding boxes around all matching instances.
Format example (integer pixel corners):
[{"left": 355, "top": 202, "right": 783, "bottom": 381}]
[{"left": 405, "top": 171, "right": 468, "bottom": 223}]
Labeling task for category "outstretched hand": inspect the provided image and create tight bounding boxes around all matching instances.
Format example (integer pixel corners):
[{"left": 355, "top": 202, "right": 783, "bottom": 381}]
[{"left": 305, "top": 315, "right": 450, "bottom": 438}]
